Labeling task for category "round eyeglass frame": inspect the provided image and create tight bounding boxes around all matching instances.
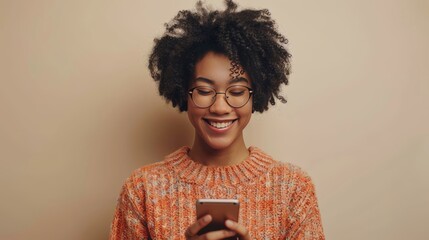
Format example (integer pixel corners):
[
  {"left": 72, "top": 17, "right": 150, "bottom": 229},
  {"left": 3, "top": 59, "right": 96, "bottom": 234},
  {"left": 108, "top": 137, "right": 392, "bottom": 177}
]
[{"left": 188, "top": 85, "right": 253, "bottom": 108}]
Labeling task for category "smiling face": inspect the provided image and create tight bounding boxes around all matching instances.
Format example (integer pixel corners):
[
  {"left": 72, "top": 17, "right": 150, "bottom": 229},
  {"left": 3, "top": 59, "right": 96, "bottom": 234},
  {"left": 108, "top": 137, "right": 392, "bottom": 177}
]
[{"left": 187, "top": 51, "right": 253, "bottom": 151}]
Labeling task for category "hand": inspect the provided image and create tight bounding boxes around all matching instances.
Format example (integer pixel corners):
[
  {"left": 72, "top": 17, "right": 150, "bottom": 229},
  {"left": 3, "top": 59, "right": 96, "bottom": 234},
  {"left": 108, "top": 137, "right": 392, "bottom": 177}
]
[
  {"left": 184, "top": 215, "right": 238, "bottom": 240},
  {"left": 225, "top": 220, "right": 251, "bottom": 240}
]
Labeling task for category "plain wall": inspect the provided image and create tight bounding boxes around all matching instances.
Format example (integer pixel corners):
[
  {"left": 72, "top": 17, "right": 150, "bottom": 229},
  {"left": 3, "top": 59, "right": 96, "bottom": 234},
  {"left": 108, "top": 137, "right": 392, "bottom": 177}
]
[{"left": 1, "top": 0, "right": 428, "bottom": 239}]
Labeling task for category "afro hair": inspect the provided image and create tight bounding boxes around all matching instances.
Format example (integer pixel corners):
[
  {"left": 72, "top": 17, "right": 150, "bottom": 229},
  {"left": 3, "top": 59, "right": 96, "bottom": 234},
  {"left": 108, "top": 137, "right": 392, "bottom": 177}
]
[{"left": 148, "top": 0, "right": 291, "bottom": 113}]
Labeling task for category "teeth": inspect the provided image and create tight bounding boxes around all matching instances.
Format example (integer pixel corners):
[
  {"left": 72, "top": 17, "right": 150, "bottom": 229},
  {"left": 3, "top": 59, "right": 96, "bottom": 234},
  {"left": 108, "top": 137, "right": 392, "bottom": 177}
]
[{"left": 208, "top": 121, "right": 233, "bottom": 129}]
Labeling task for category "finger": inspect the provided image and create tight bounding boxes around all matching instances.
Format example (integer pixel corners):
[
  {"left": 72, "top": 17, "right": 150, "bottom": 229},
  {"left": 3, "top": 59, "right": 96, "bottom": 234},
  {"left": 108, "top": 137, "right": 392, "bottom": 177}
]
[
  {"left": 203, "top": 229, "right": 237, "bottom": 240},
  {"left": 225, "top": 220, "right": 250, "bottom": 239},
  {"left": 185, "top": 215, "right": 212, "bottom": 238}
]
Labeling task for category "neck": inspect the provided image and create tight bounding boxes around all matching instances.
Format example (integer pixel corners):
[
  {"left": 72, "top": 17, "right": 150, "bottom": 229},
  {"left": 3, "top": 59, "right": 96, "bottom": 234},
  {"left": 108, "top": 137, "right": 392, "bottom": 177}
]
[{"left": 189, "top": 136, "right": 249, "bottom": 166}]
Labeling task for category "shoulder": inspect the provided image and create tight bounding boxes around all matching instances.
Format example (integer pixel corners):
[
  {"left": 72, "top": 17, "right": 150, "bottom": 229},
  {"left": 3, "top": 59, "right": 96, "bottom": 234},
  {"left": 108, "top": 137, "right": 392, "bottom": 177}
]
[
  {"left": 252, "top": 147, "right": 315, "bottom": 187},
  {"left": 274, "top": 161, "right": 313, "bottom": 184},
  {"left": 266, "top": 159, "right": 319, "bottom": 205},
  {"left": 123, "top": 146, "right": 189, "bottom": 187}
]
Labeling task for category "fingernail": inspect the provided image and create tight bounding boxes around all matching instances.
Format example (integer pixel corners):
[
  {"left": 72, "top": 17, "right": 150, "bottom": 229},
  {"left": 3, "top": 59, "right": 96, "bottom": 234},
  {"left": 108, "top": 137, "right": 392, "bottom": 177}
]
[
  {"left": 225, "top": 220, "right": 234, "bottom": 226},
  {"left": 203, "top": 215, "right": 211, "bottom": 222}
]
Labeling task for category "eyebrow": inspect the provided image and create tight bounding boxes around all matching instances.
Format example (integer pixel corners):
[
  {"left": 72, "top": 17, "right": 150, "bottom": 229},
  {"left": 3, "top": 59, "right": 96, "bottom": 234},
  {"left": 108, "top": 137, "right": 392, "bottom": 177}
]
[{"left": 194, "top": 77, "right": 249, "bottom": 85}]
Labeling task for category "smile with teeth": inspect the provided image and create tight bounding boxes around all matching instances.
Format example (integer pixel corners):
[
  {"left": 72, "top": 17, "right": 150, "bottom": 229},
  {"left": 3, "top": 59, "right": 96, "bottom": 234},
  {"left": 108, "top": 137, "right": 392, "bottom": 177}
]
[{"left": 206, "top": 120, "right": 235, "bottom": 129}]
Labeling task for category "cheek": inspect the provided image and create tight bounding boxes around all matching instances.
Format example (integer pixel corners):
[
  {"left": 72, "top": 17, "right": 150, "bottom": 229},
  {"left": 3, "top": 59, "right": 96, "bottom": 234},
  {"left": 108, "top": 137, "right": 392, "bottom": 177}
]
[
  {"left": 186, "top": 109, "right": 196, "bottom": 126},
  {"left": 187, "top": 105, "right": 204, "bottom": 127},
  {"left": 238, "top": 105, "right": 253, "bottom": 126}
]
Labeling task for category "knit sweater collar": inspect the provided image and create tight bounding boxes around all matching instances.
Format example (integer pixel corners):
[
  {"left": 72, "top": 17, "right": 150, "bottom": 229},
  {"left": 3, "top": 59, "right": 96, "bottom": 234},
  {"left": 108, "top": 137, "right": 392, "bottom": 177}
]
[{"left": 164, "top": 146, "right": 276, "bottom": 185}]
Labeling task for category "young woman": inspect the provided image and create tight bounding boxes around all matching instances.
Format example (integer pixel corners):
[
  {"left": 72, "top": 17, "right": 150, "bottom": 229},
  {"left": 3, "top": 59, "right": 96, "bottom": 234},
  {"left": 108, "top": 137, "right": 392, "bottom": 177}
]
[{"left": 110, "top": 1, "right": 324, "bottom": 239}]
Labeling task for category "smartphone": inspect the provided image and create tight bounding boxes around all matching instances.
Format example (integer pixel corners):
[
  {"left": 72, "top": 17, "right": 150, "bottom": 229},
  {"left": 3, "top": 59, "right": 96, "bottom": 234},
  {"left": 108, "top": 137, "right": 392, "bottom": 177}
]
[{"left": 196, "top": 199, "right": 239, "bottom": 236}]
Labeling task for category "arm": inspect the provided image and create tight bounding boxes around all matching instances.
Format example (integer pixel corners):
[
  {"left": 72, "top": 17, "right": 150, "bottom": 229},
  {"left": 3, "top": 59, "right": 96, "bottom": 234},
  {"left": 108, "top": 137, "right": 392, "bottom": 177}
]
[
  {"left": 286, "top": 169, "right": 325, "bottom": 240},
  {"left": 110, "top": 174, "right": 150, "bottom": 240}
]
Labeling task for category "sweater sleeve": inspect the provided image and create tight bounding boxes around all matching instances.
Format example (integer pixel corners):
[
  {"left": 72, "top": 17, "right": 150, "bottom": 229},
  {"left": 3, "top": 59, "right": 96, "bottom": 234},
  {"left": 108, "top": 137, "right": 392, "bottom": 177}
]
[
  {"left": 110, "top": 173, "right": 150, "bottom": 240},
  {"left": 286, "top": 168, "right": 325, "bottom": 240}
]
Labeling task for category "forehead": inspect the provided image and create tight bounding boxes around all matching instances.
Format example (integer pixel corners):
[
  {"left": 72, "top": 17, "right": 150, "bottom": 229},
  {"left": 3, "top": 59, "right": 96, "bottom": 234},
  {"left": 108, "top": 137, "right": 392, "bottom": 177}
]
[{"left": 193, "top": 51, "right": 250, "bottom": 86}]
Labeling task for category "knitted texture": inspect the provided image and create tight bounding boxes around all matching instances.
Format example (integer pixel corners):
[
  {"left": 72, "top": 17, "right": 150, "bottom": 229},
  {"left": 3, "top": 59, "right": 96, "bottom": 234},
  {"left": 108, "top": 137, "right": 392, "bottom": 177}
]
[{"left": 110, "top": 146, "right": 325, "bottom": 239}]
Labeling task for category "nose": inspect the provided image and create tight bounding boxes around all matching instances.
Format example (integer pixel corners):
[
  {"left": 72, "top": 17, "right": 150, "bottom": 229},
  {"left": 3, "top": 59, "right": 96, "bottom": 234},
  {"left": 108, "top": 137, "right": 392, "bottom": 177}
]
[{"left": 209, "top": 93, "right": 232, "bottom": 114}]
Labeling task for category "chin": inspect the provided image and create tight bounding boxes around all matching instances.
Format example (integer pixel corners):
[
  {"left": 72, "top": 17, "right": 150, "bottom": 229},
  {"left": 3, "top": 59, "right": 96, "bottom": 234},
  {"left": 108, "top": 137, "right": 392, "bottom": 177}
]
[{"left": 202, "top": 136, "right": 239, "bottom": 151}]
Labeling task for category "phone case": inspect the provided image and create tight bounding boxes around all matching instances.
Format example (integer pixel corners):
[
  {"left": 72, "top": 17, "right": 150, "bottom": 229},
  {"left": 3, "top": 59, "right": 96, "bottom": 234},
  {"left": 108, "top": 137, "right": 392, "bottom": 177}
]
[{"left": 196, "top": 199, "right": 239, "bottom": 237}]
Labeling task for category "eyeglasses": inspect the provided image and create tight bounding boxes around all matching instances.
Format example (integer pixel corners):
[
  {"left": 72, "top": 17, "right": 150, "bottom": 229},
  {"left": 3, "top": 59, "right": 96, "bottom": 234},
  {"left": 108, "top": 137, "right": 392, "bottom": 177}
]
[{"left": 188, "top": 85, "right": 253, "bottom": 108}]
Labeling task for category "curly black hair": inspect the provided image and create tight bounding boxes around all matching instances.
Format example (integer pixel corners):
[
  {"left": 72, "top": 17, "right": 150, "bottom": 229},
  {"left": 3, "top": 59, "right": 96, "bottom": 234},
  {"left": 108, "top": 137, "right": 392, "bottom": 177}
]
[{"left": 148, "top": 0, "right": 291, "bottom": 113}]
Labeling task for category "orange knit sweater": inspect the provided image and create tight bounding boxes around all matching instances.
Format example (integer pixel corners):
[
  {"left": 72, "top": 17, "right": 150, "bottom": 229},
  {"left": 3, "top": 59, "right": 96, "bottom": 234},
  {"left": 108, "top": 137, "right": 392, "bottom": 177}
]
[{"left": 110, "top": 146, "right": 324, "bottom": 239}]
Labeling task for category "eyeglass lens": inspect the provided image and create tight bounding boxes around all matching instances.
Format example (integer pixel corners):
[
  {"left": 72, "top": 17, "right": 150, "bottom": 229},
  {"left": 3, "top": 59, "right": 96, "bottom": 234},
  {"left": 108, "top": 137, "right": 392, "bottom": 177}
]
[{"left": 191, "top": 86, "right": 251, "bottom": 108}]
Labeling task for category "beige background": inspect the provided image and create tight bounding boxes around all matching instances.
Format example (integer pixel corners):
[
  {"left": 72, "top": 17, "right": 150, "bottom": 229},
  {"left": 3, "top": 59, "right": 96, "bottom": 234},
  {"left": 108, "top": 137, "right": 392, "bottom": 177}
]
[{"left": 1, "top": 0, "right": 428, "bottom": 239}]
